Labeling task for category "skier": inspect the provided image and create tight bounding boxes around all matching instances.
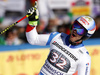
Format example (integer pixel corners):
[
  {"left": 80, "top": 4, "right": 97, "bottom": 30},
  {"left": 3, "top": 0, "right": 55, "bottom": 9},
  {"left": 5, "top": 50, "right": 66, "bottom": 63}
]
[{"left": 26, "top": 2, "right": 96, "bottom": 75}]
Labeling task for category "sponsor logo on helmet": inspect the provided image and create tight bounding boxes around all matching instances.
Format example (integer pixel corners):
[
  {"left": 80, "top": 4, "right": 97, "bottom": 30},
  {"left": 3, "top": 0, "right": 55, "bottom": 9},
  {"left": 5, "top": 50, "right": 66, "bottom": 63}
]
[
  {"left": 80, "top": 17, "right": 89, "bottom": 25},
  {"left": 85, "top": 16, "right": 92, "bottom": 22}
]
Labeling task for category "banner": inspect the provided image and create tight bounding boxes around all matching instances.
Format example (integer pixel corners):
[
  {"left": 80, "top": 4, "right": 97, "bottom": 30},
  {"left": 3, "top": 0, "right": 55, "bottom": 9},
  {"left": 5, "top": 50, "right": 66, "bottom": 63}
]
[
  {"left": 70, "top": 0, "right": 93, "bottom": 16},
  {"left": 6, "top": 0, "right": 26, "bottom": 12},
  {"left": 0, "top": 48, "right": 49, "bottom": 75},
  {"left": 48, "top": 0, "right": 71, "bottom": 9},
  {"left": 0, "top": 45, "right": 100, "bottom": 75},
  {"left": 86, "top": 45, "right": 100, "bottom": 75}
]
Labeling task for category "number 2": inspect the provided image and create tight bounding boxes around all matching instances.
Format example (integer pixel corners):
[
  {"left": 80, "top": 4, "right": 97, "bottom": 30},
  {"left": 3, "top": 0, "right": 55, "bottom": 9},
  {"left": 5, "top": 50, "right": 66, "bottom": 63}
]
[{"left": 50, "top": 52, "right": 67, "bottom": 69}]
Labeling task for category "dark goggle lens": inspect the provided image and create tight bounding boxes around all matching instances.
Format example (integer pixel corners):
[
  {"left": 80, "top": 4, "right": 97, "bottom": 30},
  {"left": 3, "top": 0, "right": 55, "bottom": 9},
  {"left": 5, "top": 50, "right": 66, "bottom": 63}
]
[{"left": 73, "top": 22, "right": 85, "bottom": 35}]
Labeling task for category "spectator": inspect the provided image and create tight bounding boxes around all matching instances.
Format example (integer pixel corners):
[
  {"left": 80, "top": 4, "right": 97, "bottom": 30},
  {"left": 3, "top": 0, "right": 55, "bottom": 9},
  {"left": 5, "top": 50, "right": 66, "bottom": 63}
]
[
  {"left": 37, "top": 0, "right": 73, "bottom": 34},
  {"left": 43, "top": 19, "right": 59, "bottom": 34},
  {"left": 0, "top": 35, "right": 6, "bottom": 45},
  {"left": 57, "top": 25, "right": 66, "bottom": 33},
  {"left": 37, "top": 0, "right": 60, "bottom": 33},
  {"left": 57, "top": 22, "right": 72, "bottom": 35},
  {"left": 18, "top": 26, "right": 28, "bottom": 43},
  {"left": 5, "top": 28, "right": 24, "bottom": 45}
]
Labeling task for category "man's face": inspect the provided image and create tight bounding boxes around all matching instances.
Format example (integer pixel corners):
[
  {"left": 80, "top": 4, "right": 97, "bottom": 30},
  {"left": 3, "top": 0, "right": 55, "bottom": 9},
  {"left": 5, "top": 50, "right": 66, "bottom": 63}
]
[
  {"left": 70, "top": 30, "right": 83, "bottom": 42},
  {"left": 69, "top": 21, "right": 86, "bottom": 43}
]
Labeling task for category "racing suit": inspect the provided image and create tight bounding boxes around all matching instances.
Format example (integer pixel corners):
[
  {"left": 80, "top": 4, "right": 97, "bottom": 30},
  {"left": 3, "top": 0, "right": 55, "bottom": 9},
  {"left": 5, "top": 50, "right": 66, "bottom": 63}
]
[{"left": 26, "top": 24, "right": 91, "bottom": 75}]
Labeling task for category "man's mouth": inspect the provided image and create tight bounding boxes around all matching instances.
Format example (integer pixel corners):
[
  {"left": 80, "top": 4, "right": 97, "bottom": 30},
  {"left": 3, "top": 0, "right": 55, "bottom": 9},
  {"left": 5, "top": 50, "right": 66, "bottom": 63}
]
[
  {"left": 72, "top": 33, "right": 75, "bottom": 37},
  {"left": 71, "top": 32, "right": 77, "bottom": 37}
]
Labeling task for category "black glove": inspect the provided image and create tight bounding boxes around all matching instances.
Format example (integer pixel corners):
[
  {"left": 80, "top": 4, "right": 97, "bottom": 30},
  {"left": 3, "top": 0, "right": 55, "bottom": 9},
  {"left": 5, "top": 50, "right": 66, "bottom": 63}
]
[{"left": 27, "top": 1, "right": 39, "bottom": 26}]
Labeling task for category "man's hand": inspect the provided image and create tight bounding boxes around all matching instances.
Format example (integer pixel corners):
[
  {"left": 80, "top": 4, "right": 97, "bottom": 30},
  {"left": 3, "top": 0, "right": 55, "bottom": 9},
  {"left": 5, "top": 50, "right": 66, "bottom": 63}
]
[{"left": 27, "top": 1, "right": 39, "bottom": 26}]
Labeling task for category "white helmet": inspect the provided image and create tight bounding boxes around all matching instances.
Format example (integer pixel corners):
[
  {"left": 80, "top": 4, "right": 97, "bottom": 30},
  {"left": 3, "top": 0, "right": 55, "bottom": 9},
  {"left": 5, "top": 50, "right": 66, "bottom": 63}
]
[{"left": 75, "top": 16, "right": 96, "bottom": 40}]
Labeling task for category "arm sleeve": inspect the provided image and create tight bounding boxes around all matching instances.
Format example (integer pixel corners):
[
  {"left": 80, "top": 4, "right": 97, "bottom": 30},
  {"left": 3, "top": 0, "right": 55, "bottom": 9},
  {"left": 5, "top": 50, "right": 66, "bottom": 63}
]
[
  {"left": 26, "top": 24, "right": 59, "bottom": 46},
  {"left": 77, "top": 55, "right": 91, "bottom": 75}
]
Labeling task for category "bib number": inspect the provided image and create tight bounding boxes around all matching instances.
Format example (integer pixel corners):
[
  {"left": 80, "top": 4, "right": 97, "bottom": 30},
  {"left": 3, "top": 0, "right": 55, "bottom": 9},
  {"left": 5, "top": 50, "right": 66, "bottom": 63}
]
[{"left": 47, "top": 49, "right": 71, "bottom": 73}]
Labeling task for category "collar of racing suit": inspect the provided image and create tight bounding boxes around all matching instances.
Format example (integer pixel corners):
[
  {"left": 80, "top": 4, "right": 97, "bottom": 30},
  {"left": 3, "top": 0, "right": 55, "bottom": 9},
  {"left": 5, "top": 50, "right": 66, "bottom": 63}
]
[
  {"left": 68, "top": 34, "right": 83, "bottom": 45},
  {"left": 68, "top": 38, "right": 82, "bottom": 45}
]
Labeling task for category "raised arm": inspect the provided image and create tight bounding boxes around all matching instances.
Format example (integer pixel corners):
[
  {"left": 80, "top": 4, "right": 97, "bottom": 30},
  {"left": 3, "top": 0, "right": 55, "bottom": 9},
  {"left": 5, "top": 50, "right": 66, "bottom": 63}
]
[
  {"left": 26, "top": 25, "right": 50, "bottom": 46},
  {"left": 25, "top": 2, "right": 50, "bottom": 46},
  {"left": 26, "top": 2, "right": 59, "bottom": 46}
]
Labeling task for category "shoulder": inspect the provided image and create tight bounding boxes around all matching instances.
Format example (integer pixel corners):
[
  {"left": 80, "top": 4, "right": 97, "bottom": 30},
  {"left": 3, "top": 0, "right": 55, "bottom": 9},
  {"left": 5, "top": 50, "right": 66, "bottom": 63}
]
[
  {"left": 50, "top": 32, "right": 68, "bottom": 38},
  {"left": 51, "top": 32, "right": 69, "bottom": 41},
  {"left": 61, "top": 32, "right": 68, "bottom": 37},
  {"left": 80, "top": 47, "right": 90, "bottom": 56},
  {"left": 50, "top": 32, "right": 60, "bottom": 36},
  {"left": 79, "top": 47, "right": 91, "bottom": 64},
  {"left": 49, "top": 32, "right": 60, "bottom": 39},
  {"left": 46, "top": 32, "right": 60, "bottom": 45}
]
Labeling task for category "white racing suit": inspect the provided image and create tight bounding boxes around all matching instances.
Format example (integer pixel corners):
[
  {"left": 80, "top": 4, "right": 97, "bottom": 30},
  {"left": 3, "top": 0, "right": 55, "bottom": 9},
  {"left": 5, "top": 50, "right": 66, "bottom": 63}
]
[{"left": 26, "top": 24, "right": 91, "bottom": 75}]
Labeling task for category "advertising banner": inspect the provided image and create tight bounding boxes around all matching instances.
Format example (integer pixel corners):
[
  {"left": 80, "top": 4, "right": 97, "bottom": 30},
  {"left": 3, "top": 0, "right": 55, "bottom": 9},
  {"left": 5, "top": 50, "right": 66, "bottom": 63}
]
[
  {"left": 0, "top": 48, "right": 49, "bottom": 75},
  {"left": 70, "top": 0, "right": 93, "bottom": 16},
  {"left": 6, "top": 0, "right": 26, "bottom": 12},
  {"left": 0, "top": 45, "right": 100, "bottom": 75},
  {"left": 48, "top": 0, "right": 71, "bottom": 9},
  {"left": 86, "top": 45, "right": 100, "bottom": 75}
]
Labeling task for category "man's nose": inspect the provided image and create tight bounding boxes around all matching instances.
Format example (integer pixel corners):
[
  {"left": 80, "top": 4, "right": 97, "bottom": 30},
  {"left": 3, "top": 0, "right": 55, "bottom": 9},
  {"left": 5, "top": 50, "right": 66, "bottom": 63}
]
[{"left": 73, "top": 29, "right": 77, "bottom": 33}]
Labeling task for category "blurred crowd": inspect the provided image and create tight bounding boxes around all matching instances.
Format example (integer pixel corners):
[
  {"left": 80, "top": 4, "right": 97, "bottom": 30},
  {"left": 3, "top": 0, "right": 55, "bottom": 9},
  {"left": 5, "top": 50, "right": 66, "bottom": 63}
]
[{"left": 0, "top": 0, "right": 100, "bottom": 45}]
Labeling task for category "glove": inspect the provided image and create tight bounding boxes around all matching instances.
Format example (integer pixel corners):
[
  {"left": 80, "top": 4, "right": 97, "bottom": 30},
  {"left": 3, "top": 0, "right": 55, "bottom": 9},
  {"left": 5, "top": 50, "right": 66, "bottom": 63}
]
[{"left": 27, "top": 1, "right": 39, "bottom": 26}]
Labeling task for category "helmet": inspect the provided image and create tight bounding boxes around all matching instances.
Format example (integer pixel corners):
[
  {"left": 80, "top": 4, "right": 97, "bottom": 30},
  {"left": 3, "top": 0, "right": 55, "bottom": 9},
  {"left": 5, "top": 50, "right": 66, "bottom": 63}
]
[{"left": 74, "top": 16, "right": 96, "bottom": 40}]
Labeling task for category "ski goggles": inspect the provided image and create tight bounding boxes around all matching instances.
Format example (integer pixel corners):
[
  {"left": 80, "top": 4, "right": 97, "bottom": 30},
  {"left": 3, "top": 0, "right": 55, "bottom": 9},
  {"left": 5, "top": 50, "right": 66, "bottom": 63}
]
[{"left": 72, "top": 21, "right": 86, "bottom": 35}]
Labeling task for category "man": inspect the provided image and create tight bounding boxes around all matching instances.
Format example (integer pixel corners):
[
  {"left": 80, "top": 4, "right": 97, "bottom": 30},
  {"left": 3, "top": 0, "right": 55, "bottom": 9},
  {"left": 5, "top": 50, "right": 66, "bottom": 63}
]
[{"left": 26, "top": 2, "right": 96, "bottom": 75}]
